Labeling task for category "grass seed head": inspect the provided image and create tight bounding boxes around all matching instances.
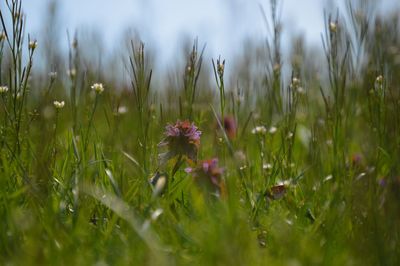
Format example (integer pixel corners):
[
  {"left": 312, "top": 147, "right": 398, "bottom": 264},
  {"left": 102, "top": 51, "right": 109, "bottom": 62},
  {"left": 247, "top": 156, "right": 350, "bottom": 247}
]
[
  {"left": 329, "top": 22, "right": 337, "bottom": 33},
  {"left": 29, "top": 40, "right": 38, "bottom": 50},
  {"left": 0, "top": 31, "right": 6, "bottom": 41}
]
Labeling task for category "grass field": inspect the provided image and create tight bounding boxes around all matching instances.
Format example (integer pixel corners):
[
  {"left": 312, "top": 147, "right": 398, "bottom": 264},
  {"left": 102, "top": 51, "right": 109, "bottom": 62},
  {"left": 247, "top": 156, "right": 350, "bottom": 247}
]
[{"left": 0, "top": 0, "right": 400, "bottom": 265}]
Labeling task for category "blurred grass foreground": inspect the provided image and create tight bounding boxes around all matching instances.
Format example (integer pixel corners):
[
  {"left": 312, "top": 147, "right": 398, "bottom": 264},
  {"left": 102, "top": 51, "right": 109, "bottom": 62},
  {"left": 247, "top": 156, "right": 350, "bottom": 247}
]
[{"left": 0, "top": 0, "right": 400, "bottom": 265}]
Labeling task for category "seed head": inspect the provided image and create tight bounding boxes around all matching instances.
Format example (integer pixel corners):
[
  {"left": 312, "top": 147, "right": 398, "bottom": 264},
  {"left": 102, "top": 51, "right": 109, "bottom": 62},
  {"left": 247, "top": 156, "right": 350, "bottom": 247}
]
[
  {"left": 29, "top": 40, "right": 38, "bottom": 50},
  {"left": 0, "top": 31, "right": 6, "bottom": 41},
  {"left": 329, "top": 22, "right": 337, "bottom": 33},
  {"left": 218, "top": 62, "right": 224, "bottom": 75},
  {"left": 72, "top": 39, "right": 78, "bottom": 49},
  {"left": 216, "top": 57, "right": 225, "bottom": 77}
]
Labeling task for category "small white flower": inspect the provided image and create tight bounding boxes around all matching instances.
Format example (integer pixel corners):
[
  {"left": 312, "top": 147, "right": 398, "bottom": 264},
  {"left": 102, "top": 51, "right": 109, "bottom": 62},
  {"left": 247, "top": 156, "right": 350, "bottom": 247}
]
[
  {"left": 326, "top": 139, "right": 333, "bottom": 146},
  {"left": 91, "top": 83, "right": 104, "bottom": 94},
  {"left": 323, "top": 175, "right": 333, "bottom": 183},
  {"left": 48, "top": 72, "right": 57, "bottom": 80},
  {"left": 276, "top": 179, "right": 291, "bottom": 187},
  {"left": 117, "top": 105, "right": 128, "bottom": 114},
  {"left": 263, "top": 163, "right": 272, "bottom": 170},
  {"left": 296, "top": 87, "right": 305, "bottom": 94},
  {"left": 292, "top": 77, "right": 301, "bottom": 86},
  {"left": 269, "top": 126, "right": 277, "bottom": 134},
  {"left": 251, "top": 126, "right": 267, "bottom": 135},
  {"left": 290, "top": 77, "right": 302, "bottom": 92},
  {"left": 0, "top": 86, "right": 9, "bottom": 94},
  {"left": 376, "top": 75, "right": 383, "bottom": 84},
  {"left": 150, "top": 208, "right": 163, "bottom": 221},
  {"left": 53, "top": 100, "right": 65, "bottom": 109}
]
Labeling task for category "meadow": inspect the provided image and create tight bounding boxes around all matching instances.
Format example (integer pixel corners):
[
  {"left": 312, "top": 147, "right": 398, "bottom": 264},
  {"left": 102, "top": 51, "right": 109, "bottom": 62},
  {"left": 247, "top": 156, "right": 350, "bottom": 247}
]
[{"left": 0, "top": 0, "right": 400, "bottom": 265}]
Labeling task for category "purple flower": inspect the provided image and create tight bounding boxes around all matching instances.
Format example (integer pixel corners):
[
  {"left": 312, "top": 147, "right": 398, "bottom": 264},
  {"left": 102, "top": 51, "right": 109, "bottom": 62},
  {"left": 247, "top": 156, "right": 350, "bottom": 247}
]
[
  {"left": 186, "top": 158, "right": 225, "bottom": 196},
  {"left": 159, "top": 120, "right": 202, "bottom": 164}
]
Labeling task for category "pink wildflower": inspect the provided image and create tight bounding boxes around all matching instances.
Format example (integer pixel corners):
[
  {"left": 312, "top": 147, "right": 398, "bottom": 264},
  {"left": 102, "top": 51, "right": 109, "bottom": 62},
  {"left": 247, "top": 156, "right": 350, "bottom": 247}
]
[{"left": 158, "top": 120, "right": 201, "bottom": 164}]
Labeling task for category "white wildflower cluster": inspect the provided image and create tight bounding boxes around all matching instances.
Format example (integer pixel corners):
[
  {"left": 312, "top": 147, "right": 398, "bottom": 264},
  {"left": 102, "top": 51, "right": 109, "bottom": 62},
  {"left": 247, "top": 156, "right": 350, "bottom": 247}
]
[
  {"left": 291, "top": 77, "right": 301, "bottom": 88},
  {"left": 53, "top": 100, "right": 65, "bottom": 109},
  {"left": 0, "top": 86, "right": 9, "bottom": 94},
  {"left": 251, "top": 125, "right": 278, "bottom": 136},
  {"left": 263, "top": 163, "right": 272, "bottom": 170},
  {"left": 374, "top": 75, "right": 384, "bottom": 93},
  {"left": 91, "top": 83, "right": 105, "bottom": 94},
  {"left": 376, "top": 75, "right": 383, "bottom": 84},
  {"left": 49, "top": 72, "right": 57, "bottom": 80},
  {"left": 117, "top": 106, "right": 128, "bottom": 115},
  {"left": 251, "top": 126, "right": 267, "bottom": 135},
  {"left": 269, "top": 126, "right": 277, "bottom": 134},
  {"left": 290, "top": 77, "right": 305, "bottom": 94}
]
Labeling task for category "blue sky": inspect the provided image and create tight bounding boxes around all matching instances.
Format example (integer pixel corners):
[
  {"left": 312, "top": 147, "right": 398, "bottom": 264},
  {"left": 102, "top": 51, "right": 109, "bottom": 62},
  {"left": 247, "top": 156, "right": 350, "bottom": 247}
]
[
  {"left": 21, "top": 0, "right": 323, "bottom": 59},
  {"left": 3, "top": 0, "right": 400, "bottom": 68}
]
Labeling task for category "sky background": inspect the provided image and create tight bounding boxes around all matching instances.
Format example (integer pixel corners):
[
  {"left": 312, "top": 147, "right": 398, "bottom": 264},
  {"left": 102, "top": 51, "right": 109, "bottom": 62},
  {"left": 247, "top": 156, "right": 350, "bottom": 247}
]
[
  {"left": 21, "top": 0, "right": 326, "bottom": 61},
  {"left": 2, "top": 0, "right": 400, "bottom": 70}
]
